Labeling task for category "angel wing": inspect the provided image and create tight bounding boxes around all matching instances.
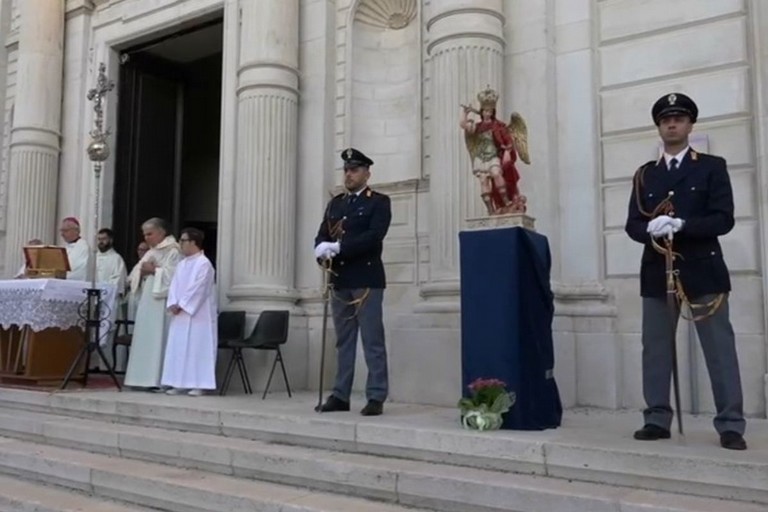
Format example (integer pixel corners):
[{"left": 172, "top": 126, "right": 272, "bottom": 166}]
[
  {"left": 463, "top": 130, "right": 482, "bottom": 161},
  {"left": 508, "top": 112, "right": 530, "bottom": 165}
]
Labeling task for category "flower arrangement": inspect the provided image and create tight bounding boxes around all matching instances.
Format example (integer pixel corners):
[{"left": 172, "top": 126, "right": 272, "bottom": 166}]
[{"left": 458, "top": 378, "right": 516, "bottom": 431}]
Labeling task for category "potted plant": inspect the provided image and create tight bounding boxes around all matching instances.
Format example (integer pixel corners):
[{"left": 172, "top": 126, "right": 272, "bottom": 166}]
[{"left": 458, "top": 378, "right": 515, "bottom": 431}]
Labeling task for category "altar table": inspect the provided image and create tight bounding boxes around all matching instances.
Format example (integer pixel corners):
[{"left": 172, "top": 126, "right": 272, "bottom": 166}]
[{"left": 0, "top": 279, "right": 117, "bottom": 384}]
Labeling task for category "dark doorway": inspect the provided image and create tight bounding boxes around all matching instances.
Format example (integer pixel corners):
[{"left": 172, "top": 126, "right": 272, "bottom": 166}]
[{"left": 113, "top": 19, "right": 223, "bottom": 270}]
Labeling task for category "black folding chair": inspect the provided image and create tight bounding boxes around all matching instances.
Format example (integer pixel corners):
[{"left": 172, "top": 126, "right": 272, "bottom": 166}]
[
  {"left": 217, "top": 311, "right": 248, "bottom": 395},
  {"left": 219, "top": 310, "right": 292, "bottom": 399},
  {"left": 111, "top": 319, "right": 134, "bottom": 375}
]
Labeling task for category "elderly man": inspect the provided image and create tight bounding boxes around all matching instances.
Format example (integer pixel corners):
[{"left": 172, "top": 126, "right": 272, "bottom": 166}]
[
  {"left": 124, "top": 218, "right": 182, "bottom": 390},
  {"left": 59, "top": 217, "right": 89, "bottom": 281},
  {"left": 13, "top": 238, "right": 43, "bottom": 278}
]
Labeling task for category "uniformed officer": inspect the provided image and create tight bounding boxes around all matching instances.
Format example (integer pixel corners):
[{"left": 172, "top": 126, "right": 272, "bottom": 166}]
[
  {"left": 625, "top": 93, "right": 746, "bottom": 450},
  {"left": 314, "top": 147, "right": 392, "bottom": 416}
]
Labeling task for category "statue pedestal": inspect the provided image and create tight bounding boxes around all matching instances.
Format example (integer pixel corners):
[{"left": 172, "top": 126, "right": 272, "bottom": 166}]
[
  {"left": 458, "top": 226, "right": 562, "bottom": 430},
  {"left": 465, "top": 213, "right": 536, "bottom": 231}
]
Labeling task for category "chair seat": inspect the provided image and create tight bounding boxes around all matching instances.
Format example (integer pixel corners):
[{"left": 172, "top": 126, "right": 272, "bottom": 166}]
[{"left": 220, "top": 340, "right": 275, "bottom": 349}]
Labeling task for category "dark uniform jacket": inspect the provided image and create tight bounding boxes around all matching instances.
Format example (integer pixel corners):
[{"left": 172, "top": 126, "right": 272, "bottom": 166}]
[
  {"left": 314, "top": 187, "right": 392, "bottom": 289},
  {"left": 625, "top": 149, "right": 734, "bottom": 299}
]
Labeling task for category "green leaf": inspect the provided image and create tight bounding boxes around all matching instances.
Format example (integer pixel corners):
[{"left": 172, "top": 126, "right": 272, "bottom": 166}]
[
  {"left": 457, "top": 398, "right": 475, "bottom": 411},
  {"left": 489, "top": 391, "right": 513, "bottom": 414}
]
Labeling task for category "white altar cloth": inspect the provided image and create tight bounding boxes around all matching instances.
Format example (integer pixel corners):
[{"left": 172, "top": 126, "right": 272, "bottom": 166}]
[{"left": 0, "top": 279, "right": 118, "bottom": 333}]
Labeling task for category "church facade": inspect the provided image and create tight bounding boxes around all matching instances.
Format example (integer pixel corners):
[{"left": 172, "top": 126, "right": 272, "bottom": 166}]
[{"left": 1, "top": 0, "right": 767, "bottom": 418}]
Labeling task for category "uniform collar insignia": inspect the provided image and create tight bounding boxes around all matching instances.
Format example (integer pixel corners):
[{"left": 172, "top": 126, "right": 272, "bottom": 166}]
[{"left": 691, "top": 149, "right": 698, "bottom": 161}]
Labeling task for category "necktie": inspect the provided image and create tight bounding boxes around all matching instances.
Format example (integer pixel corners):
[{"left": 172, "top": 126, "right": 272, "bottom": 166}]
[
  {"left": 347, "top": 194, "right": 357, "bottom": 205},
  {"left": 669, "top": 158, "right": 678, "bottom": 172}
]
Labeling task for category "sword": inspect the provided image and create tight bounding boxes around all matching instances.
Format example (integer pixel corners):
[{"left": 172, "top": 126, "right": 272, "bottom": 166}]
[
  {"left": 315, "top": 258, "right": 333, "bottom": 413},
  {"left": 664, "top": 231, "right": 684, "bottom": 436}
]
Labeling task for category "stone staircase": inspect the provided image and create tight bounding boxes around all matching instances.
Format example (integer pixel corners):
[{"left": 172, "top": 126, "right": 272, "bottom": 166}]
[{"left": 0, "top": 389, "right": 765, "bottom": 512}]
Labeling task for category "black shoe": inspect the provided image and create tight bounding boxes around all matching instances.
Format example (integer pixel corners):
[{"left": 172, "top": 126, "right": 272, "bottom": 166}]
[
  {"left": 316, "top": 395, "right": 350, "bottom": 413},
  {"left": 720, "top": 431, "right": 747, "bottom": 450},
  {"left": 633, "top": 424, "right": 671, "bottom": 441},
  {"left": 360, "top": 400, "right": 383, "bottom": 416}
]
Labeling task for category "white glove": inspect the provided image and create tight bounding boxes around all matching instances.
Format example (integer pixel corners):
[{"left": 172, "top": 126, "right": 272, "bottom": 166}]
[
  {"left": 314, "top": 241, "right": 341, "bottom": 260},
  {"left": 647, "top": 216, "right": 683, "bottom": 237},
  {"left": 650, "top": 224, "right": 675, "bottom": 239},
  {"left": 314, "top": 242, "right": 330, "bottom": 259},
  {"left": 647, "top": 215, "right": 673, "bottom": 234}
]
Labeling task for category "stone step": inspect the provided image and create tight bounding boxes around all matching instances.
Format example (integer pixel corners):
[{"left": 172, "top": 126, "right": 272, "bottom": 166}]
[
  {"left": 0, "top": 474, "right": 152, "bottom": 512},
  {"left": 0, "top": 389, "right": 766, "bottom": 506},
  {"left": 0, "top": 410, "right": 763, "bottom": 512},
  {"left": 0, "top": 437, "right": 431, "bottom": 512}
]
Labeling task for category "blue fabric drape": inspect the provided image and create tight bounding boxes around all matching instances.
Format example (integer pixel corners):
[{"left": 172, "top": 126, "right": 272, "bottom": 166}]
[{"left": 459, "top": 227, "right": 563, "bottom": 430}]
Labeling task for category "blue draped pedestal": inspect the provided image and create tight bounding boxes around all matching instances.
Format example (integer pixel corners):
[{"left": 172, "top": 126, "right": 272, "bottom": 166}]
[{"left": 459, "top": 226, "right": 563, "bottom": 430}]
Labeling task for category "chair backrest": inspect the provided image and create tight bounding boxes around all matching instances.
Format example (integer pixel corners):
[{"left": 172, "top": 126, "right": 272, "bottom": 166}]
[
  {"left": 245, "top": 310, "right": 289, "bottom": 349},
  {"left": 218, "top": 310, "right": 246, "bottom": 343}
]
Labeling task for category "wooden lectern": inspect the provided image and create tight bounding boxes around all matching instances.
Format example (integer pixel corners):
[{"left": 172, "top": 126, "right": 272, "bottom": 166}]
[{"left": 23, "top": 245, "right": 70, "bottom": 279}]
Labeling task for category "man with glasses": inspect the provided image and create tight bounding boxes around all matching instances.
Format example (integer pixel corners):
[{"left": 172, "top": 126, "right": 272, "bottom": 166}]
[
  {"left": 314, "top": 147, "right": 392, "bottom": 416},
  {"left": 160, "top": 227, "right": 217, "bottom": 396}
]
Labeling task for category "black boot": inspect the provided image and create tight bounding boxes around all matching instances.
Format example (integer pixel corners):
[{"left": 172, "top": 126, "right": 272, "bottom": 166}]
[
  {"left": 633, "top": 424, "right": 671, "bottom": 441},
  {"left": 316, "top": 395, "right": 350, "bottom": 412},
  {"left": 360, "top": 400, "right": 383, "bottom": 416}
]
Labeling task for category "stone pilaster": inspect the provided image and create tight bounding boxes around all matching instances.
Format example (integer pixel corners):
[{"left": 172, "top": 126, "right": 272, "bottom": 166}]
[
  {"left": 420, "top": 0, "right": 505, "bottom": 307},
  {"left": 4, "top": 0, "right": 64, "bottom": 274},
  {"left": 227, "top": 0, "right": 300, "bottom": 307},
  {"left": 58, "top": 0, "right": 95, "bottom": 231}
]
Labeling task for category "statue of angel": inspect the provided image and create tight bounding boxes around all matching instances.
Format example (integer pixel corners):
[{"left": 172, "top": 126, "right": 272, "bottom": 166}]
[{"left": 459, "top": 86, "right": 530, "bottom": 215}]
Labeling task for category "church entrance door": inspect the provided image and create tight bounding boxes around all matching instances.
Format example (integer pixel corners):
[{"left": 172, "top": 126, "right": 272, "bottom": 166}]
[{"left": 113, "top": 18, "right": 223, "bottom": 269}]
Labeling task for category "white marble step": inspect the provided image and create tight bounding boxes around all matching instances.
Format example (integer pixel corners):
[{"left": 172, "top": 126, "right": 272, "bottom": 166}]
[
  {"left": 0, "top": 474, "right": 152, "bottom": 512},
  {"left": 0, "top": 412, "right": 762, "bottom": 512},
  {"left": 0, "top": 389, "right": 765, "bottom": 506},
  {"left": 0, "top": 437, "right": 432, "bottom": 512}
]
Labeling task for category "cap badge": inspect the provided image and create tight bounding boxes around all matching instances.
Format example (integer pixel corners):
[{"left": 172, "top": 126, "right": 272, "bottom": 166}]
[
  {"left": 345, "top": 148, "right": 353, "bottom": 159},
  {"left": 667, "top": 93, "right": 677, "bottom": 105}
]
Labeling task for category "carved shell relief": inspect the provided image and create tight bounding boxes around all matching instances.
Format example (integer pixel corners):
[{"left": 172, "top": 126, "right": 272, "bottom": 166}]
[{"left": 355, "top": 0, "right": 417, "bottom": 30}]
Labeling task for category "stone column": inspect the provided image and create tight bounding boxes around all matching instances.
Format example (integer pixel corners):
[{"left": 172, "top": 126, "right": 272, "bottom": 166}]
[
  {"left": 227, "top": 0, "right": 300, "bottom": 307},
  {"left": 420, "top": 0, "right": 505, "bottom": 306},
  {"left": 4, "top": 0, "right": 65, "bottom": 274}
]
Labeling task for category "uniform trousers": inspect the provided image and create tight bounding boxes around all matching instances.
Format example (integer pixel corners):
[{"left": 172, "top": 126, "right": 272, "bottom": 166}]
[
  {"left": 330, "top": 288, "right": 388, "bottom": 402},
  {"left": 641, "top": 294, "right": 745, "bottom": 434}
]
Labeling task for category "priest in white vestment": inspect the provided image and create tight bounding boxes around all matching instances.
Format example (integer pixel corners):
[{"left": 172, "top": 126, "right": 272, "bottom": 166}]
[
  {"left": 161, "top": 228, "right": 218, "bottom": 395},
  {"left": 124, "top": 218, "right": 182, "bottom": 390},
  {"left": 96, "top": 228, "right": 128, "bottom": 294},
  {"left": 93, "top": 228, "right": 128, "bottom": 369},
  {"left": 59, "top": 217, "right": 90, "bottom": 281}
]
